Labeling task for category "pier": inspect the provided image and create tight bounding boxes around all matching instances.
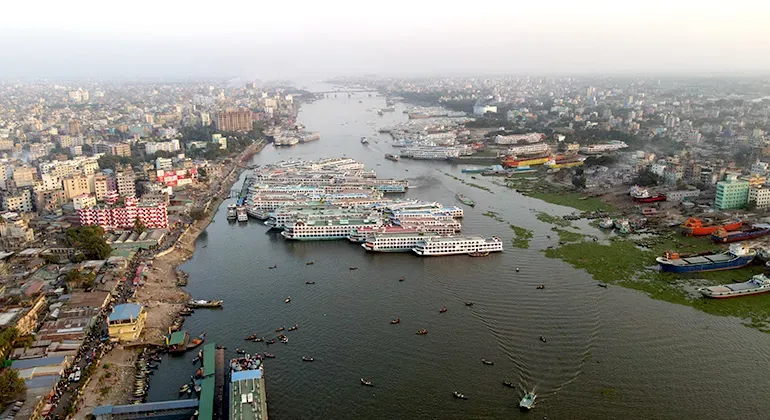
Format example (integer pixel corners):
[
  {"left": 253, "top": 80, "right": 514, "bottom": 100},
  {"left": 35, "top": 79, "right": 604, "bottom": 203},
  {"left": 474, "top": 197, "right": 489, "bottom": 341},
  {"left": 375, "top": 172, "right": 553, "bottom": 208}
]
[{"left": 230, "top": 174, "right": 253, "bottom": 205}]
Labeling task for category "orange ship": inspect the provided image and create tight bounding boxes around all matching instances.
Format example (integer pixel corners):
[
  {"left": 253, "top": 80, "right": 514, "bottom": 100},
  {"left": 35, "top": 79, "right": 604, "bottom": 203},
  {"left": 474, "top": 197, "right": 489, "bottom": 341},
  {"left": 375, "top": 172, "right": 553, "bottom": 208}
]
[
  {"left": 680, "top": 218, "right": 742, "bottom": 236},
  {"left": 502, "top": 154, "right": 552, "bottom": 168}
]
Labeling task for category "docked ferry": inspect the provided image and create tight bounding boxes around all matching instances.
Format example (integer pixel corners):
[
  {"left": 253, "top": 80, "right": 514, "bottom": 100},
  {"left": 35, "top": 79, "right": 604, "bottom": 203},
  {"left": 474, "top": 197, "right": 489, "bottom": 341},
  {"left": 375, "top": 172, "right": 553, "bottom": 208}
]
[
  {"left": 412, "top": 236, "right": 503, "bottom": 256},
  {"left": 396, "top": 219, "right": 462, "bottom": 235},
  {"left": 229, "top": 355, "right": 266, "bottom": 419},
  {"left": 236, "top": 206, "right": 248, "bottom": 222},
  {"left": 266, "top": 207, "right": 380, "bottom": 230},
  {"left": 281, "top": 218, "right": 382, "bottom": 240},
  {"left": 698, "top": 274, "right": 770, "bottom": 298},
  {"left": 226, "top": 204, "right": 237, "bottom": 220},
  {"left": 656, "top": 244, "right": 756, "bottom": 273},
  {"left": 362, "top": 232, "right": 440, "bottom": 252},
  {"left": 392, "top": 206, "right": 464, "bottom": 219},
  {"left": 349, "top": 225, "right": 422, "bottom": 243}
]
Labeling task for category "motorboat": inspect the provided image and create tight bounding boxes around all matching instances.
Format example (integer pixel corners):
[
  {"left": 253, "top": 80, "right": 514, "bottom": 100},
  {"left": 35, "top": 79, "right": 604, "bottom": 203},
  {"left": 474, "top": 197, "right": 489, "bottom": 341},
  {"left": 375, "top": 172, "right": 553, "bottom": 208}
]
[
  {"left": 361, "top": 378, "right": 374, "bottom": 387},
  {"left": 416, "top": 329, "right": 428, "bottom": 335},
  {"left": 481, "top": 359, "right": 494, "bottom": 366},
  {"left": 519, "top": 391, "right": 537, "bottom": 410},
  {"left": 391, "top": 318, "right": 400, "bottom": 324},
  {"left": 280, "top": 337, "right": 289, "bottom": 344},
  {"left": 539, "top": 336, "right": 547, "bottom": 343},
  {"left": 439, "top": 306, "right": 447, "bottom": 313},
  {"left": 302, "top": 357, "right": 314, "bottom": 362},
  {"left": 453, "top": 391, "right": 468, "bottom": 400}
]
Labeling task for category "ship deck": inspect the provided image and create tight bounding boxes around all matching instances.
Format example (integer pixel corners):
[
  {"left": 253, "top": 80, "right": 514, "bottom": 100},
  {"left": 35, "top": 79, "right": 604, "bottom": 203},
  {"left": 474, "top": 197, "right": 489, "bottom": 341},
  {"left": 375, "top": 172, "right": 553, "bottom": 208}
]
[
  {"left": 668, "top": 253, "right": 733, "bottom": 266},
  {"left": 230, "top": 369, "right": 267, "bottom": 420}
]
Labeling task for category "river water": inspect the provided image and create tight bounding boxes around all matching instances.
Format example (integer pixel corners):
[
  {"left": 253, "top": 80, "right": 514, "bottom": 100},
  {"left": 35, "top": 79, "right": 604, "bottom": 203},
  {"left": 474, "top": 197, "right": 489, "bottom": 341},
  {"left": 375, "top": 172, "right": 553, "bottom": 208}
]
[{"left": 145, "top": 86, "right": 770, "bottom": 419}]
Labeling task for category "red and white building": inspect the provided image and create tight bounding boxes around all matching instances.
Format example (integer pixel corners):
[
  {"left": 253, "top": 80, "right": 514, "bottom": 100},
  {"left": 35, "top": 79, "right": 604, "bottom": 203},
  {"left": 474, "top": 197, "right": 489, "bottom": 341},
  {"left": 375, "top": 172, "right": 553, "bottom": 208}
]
[
  {"left": 156, "top": 168, "right": 198, "bottom": 188},
  {"left": 78, "top": 196, "right": 168, "bottom": 230}
]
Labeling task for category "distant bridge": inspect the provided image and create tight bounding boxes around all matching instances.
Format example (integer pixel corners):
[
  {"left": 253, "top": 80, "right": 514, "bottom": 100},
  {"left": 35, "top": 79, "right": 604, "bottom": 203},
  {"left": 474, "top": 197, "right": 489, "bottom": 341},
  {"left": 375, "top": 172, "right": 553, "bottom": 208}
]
[{"left": 314, "top": 90, "right": 379, "bottom": 95}]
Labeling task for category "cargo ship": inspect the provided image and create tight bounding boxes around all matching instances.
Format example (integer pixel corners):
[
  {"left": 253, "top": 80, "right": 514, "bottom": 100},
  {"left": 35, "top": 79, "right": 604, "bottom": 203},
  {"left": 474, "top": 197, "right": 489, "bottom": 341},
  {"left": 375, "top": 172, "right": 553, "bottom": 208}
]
[
  {"left": 455, "top": 193, "right": 475, "bottom": 207},
  {"left": 502, "top": 154, "right": 552, "bottom": 168},
  {"left": 629, "top": 185, "right": 667, "bottom": 203},
  {"left": 656, "top": 244, "right": 756, "bottom": 273},
  {"left": 698, "top": 274, "right": 770, "bottom": 298},
  {"left": 711, "top": 226, "right": 770, "bottom": 243},
  {"left": 385, "top": 153, "right": 400, "bottom": 162},
  {"left": 546, "top": 154, "right": 586, "bottom": 169},
  {"left": 681, "top": 218, "right": 743, "bottom": 236}
]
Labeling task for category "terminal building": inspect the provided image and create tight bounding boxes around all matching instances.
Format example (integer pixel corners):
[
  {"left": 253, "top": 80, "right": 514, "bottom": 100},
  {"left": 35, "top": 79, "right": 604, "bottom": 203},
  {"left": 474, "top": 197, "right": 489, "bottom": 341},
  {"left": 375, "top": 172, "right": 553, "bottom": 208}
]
[{"left": 107, "top": 303, "right": 146, "bottom": 342}]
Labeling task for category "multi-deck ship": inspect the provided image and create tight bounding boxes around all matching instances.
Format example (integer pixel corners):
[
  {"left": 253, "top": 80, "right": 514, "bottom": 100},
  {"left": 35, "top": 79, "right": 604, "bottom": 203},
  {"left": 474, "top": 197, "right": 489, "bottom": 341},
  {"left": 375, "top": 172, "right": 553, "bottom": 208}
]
[
  {"left": 362, "top": 232, "right": 440, "bottom": 252},
  {"left": 412, "top": 236, "right": 503, "bottom": 256},
  {"left": 227, "top": 204, "right": 237, "bottom": 221},
  {"left": 394, "top": 218, "right": 462, "bottom": 235},
  {"left": 229, "top": 355, "right": 267, "bottom": 420},
  {"left": 236, "top": 206, "right": 248, "bottom": 222},
  {"left": 281, "top": 218, "right": 382, "bottom": 240},
  {"left": 266, "top": 206, "right": 380, "bottom": 230}
]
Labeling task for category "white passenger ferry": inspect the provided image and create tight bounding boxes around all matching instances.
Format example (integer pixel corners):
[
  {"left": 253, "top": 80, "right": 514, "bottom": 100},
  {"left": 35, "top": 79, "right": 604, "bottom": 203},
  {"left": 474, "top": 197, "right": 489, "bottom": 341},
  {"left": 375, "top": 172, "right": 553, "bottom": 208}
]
[
  {"left": 392, "top": 207, "right": 463, "bottom": 219},
  {"left": 362, "top": 232, "right": 440, "bottom": 252},
  {"left": 412, "top": 236, "right": 503, "bottom": 256},
  {"left": 281, "top": 218, "right": 382, "bottom": 240}
]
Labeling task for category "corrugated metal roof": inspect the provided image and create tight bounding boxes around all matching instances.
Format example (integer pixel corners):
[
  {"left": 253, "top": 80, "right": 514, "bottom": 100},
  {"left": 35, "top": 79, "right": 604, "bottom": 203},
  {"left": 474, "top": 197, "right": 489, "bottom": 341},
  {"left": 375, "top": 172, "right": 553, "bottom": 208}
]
[
  {"left": 202, "top": 343, "right": 215, "bottom": 377},
  {"left": 12, "top": 356, "right": 67, "bottom": 370},
  {"left": 198, "top": 376, "right": 215, "bottom": 420},
  {"left": 168, "top": 331, "right": 186, "bottom": 346},
  {"left": 108, "top": 303, "right": 142, "bottom": 323},
  {"left": 24, "top": 374, "right": 60, "bottom": 390},
  {"left": 93, "top": 399, "right": 199, "bottom": 415}
]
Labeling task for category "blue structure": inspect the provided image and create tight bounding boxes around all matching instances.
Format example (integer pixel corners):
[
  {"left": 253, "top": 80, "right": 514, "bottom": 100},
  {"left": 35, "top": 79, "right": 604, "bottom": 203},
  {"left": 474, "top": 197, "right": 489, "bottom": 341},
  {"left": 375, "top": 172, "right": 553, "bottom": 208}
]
[
  {"left": 93, "top": 399, "right": 199, "bottom": 420},
  {"left": 108, "top": 303, "right": 143, "bottom": 323}
]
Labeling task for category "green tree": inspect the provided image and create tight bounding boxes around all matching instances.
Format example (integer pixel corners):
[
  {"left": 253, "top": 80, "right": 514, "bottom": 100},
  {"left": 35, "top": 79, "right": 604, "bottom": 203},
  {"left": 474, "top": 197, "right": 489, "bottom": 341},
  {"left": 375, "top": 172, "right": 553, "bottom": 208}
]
[
  {"left": 133, "top": 218, "right": 147, "bottom": 234},
  {"left": 66, "top": 226, "right": 112, "bottom": 260},
  {"left": 0, "top": 328, "right": 19, "bottom": 363},
  {"left": 0, "top": 369, "right": 26, "bottom": 405},
  {"left": 190, "top": 208, "right": 206, "bottom": 221},
  {"left": 633, "top": 168, "right": 661, "bottom": 187}
]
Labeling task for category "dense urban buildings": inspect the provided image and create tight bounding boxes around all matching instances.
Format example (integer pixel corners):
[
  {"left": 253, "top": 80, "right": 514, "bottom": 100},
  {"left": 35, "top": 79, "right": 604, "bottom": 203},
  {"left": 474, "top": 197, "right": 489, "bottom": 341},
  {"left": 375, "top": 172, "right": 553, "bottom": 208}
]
[{"left": 214, "top": 109, "right": 253, "bottom": 132}]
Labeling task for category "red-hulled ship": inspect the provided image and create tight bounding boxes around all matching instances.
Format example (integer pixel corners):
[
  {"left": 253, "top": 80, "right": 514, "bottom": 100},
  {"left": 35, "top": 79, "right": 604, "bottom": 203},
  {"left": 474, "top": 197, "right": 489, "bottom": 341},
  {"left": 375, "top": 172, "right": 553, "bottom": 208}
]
[{"left": 681, "top": 218, "right": 743, "bottom": 236}]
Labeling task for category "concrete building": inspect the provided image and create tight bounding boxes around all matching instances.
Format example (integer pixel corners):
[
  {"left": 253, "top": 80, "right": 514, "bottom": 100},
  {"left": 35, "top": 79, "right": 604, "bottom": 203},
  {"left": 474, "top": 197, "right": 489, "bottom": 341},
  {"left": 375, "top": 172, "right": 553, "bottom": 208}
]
[
  {"left": 667, "top": 189, "right": 701, "bottom": 202},
  {"left": 749, "top": 187, "right": 770, "bottom": 209},
  {"left": 116, "top": 171, "right": 136, "bottom": 198},
  {"left": 62, "top": 175, "right": 90, "bottom": 200},
  {"left": 107, "top": 303, "right": 146, "bottom": 342},
  {"left": 715, "top": 174, "right": 750, "bottom": 210},
  {"left": 473, "top": 104, "right": 497, "bottom": 116},
  {"left": 214, "top": 109, "right": 253, "bottom": 132},
  {"left": 155, "top": 157, "right": 173, "bottom": 171},
  {"left": 93, "top": 174, "right": 109, "bottom": 202},
  {"left": 145, "top": 139, "right": 180, "bottom": 155},
  {"left": 72, "top": 194, "right": 96, "bottom": 210},
  {"left": 2, "top": 189, "right": 33, "bottom": 213},
  {"left": 78, "top": 197, "right": 168, "bottom": 230},
  {"left": 35, "top": 189, "right": 66, "bottom": 214},
  {"left": 12, "top": 167, "right": 36, "bottom": 188},
  {"left": 109, "top": 143, "right": 131, "bottom": 157}
]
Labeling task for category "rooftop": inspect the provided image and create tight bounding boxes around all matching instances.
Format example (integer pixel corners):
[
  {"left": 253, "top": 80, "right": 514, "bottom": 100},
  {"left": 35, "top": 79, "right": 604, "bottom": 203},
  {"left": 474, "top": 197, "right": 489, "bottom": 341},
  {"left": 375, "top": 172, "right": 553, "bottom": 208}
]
[{"left": 108, "top": 303, "right": 143, "bottom": 323}]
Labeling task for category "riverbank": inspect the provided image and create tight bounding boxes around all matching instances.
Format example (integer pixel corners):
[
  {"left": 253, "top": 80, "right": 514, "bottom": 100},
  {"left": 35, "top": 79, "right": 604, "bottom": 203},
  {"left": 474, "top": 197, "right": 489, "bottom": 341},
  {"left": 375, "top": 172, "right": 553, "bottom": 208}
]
[{"left": 77, "top": 145, "right": 256, "bottom": 411}]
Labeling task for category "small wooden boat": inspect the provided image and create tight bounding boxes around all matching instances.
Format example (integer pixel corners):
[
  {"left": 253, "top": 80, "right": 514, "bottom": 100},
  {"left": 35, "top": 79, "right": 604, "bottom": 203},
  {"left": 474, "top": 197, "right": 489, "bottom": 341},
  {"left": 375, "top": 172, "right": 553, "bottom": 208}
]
[
  {"left": 280, "top": 337, "right": 289, "bottom": 344},
  {"left": 263, "top": 353, "right": 275, "bottom": 358},
  {"left": 305, "top": 281, "right": 316, "bottom": 285},
  {"left": 539, "top": 336, "right": 547, "bottom": 343},
  {"left": 439, "top": 306, "right": 447, "bottom": 313},
  {"left": 253, "top": 337, "right": 263, "bottom": 343},
  {"left": 416, "top": 329, "right": 428, "bottom": 335},
  {"left": 266, "top": 339, "right": 276, "bottom": 345},
  {"left": 349, "top": 267, "right": 358, "bottom": 270},
  {"left": 598, "top": 283, "right": 608, "bottom": 288},
  {"left": 191, "top": 356, "right": 200, "bottom": 364},
  {"left": 361, "top": 378, "right": 374, "bottom": 387},
  {"left": 453, "top": 391, "right": 468, "bottom": 400},
  {"left": 503, "top": 381, "right": 515, "bottom": 389},
  {"left": 481, "top": 359, "right": 494, "bottom": 366},
  {"left": 536, "top": 285, "right": 545, "bottom": 290},
  {"left": 306, "top": 261, "right": 315, "bottom": 265},
  {"left": 288, "top": 324, "right": 298, "bottom": 331},
  {"left": 275, "top": 327, "right": 285, "bottom": 332},
  {"left": 399, "top": 277, "right": 405, "bottom": 282},
  {"left": 285, "top": 296, "right": 291, "bottom": 303},
  {"left": 179, "top": 384, "right": 190, "bottom": 393},
  {"left": 302, "top": 357, "right": 314, "bottom": 362},
  {"left": 245, "top": 334, "right": 257, "bottom": 341},
  {"left": 390, "top": 318, "right": 400, "bottom": 324},
  {"left": 236, "top": 348, "right": 246, "bottom": 355},
  {"left": 269, "top": 265, "right": 277, "bottom": 269},
  {"left": 464, "top": 302, "right": 474, "bottom": 307}
]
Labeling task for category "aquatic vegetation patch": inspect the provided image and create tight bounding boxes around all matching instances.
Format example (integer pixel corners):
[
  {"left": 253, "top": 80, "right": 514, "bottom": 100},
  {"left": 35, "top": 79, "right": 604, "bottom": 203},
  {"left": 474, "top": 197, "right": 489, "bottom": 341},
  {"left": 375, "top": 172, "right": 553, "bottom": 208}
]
[
  {"left": 482, "top": 211, "right": 505, "bottom": 223},
  {"left": 440, "top": 171, "right": 493, "bottom": 193},
  {"left": 536, "top": 212, "right": 572, "bottom": 227},
  {"left": 506, "top": 177, "right": 614, "bottom": 212},
  {"left": 544, "top": 236, "right": 770, "bottom": 332},
  {"left": 551, "top": 227, "right": 586, "bottom": 243},
  {"left": 510, "top": 224, "right": 533, "bottom": 249}
]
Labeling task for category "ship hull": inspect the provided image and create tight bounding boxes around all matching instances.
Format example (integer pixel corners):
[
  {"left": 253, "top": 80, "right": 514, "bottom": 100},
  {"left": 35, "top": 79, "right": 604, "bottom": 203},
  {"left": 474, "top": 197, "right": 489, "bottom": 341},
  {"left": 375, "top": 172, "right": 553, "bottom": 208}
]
[
  {"left": 657, "top": 255, "right": 755, "bottom": 273},
  {"left": 633, "top": 195, "right": 666, "bottom": 203},
  {"left": 682, "top": 221, "right": 743, "bottom": 236},
  {"left": 702, "top": 288, "right": 770, "bottom": 299},
  {"left": 711, "top": 229, "right": 770, "bottom": 243}
]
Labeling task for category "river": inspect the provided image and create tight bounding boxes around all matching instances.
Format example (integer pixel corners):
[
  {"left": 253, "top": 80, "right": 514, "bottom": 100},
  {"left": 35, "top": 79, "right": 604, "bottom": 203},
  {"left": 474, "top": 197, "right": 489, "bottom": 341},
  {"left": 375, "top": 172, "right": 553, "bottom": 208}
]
[{"left": 145, "top": 85, "right": 770, "bottom": 419}]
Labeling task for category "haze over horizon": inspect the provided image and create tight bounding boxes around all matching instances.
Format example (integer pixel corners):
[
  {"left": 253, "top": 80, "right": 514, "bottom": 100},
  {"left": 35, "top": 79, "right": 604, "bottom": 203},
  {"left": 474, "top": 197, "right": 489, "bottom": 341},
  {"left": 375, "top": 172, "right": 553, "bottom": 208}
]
[{"left": 2, "top": 0, "right": 769, "bottom": 81}]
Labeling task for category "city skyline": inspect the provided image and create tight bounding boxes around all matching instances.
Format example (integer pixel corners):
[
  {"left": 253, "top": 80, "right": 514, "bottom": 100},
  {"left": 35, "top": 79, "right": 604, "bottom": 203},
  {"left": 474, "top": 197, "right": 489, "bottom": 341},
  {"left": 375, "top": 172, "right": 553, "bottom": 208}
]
[{"left": 2, "top": 0, "right": 769, "bottom": 80}]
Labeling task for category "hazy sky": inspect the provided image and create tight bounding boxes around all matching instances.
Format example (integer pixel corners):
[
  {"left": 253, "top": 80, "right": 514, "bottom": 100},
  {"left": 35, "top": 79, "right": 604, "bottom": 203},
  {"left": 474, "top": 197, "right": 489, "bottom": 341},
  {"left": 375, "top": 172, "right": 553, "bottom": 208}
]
[{"left": 2, "top": 0, "right": 769, "bottom": 80}]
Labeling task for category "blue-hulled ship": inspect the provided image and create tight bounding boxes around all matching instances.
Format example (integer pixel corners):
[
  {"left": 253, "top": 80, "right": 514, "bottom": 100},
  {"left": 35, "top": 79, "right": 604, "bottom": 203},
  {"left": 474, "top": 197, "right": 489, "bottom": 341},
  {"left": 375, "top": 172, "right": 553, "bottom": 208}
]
[{"left": 656, "top": 244, "right": 756, "bottom": 273}]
